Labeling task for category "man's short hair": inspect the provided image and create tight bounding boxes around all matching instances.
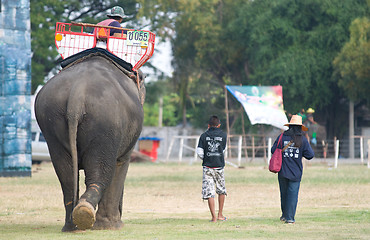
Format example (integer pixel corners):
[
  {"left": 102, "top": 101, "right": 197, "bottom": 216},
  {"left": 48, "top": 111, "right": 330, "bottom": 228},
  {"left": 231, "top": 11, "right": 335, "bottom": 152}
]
[
  {"left": 110, "top": 16, "right": 123, "bottom": 21},
  {"left": 208, "top": 115, "right": 220, "bottom": 127}
]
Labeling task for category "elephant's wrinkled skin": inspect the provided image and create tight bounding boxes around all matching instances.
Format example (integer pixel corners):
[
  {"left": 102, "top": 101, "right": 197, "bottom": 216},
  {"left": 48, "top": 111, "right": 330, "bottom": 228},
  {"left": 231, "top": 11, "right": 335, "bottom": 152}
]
[{"left": 35, "top": 55, "right": 145, "bottom": 232}]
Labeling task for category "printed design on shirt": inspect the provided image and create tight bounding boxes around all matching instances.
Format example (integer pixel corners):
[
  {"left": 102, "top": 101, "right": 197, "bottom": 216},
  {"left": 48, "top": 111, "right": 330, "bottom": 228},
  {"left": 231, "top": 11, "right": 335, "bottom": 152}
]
[
  {"left": 206, "top": 136, "right": 223, "bottom": 157},
  {"left": 283, "top": 140, "right": 300, "bottom": 158}
]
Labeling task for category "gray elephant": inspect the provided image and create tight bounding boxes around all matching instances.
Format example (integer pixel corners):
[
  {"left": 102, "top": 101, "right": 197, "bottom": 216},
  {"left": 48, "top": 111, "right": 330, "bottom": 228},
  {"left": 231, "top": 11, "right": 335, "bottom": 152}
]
[{"left": 35, "top": 52, "right": 145, "bottom": 232}]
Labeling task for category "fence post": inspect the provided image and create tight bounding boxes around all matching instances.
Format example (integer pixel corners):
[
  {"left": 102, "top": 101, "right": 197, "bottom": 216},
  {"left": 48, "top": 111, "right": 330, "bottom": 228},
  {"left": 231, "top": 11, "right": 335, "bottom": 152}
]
[
  {"left": 360, "top": 137, "right": 364, "bottom": 164},
  {"left": 191, "top": 137, "right": 200, "bottom": 165},
  {"left": 166, "top": 137, "right": 175, "bottom": 162},
  {"left": 252, "top": 136, "right": 255, "bottom": 162},
  {"left": 263, "top": 135, "right": 267, "bottom": 163},
  {"left": 238, "top": 136, "right": 242, "bottom": 167},
  {"left": 334, "top": 139, "right": 339, "bottom": 168},
  {"left": 178, "top": 138, "right": 184, "bottom": 163},
  {"left": 227, "top": 136, "right": 232, "bottom": 158},
  {"left": 267, "top": 138, "right": 272, "bottom": 164},
  {"left": 367, "top": 139, "right": 370, "bottom": 169}
]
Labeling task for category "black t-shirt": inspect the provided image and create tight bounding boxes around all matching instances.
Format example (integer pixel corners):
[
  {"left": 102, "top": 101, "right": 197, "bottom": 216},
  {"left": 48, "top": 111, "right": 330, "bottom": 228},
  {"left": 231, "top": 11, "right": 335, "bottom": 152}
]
[{"left": 197, "top": 127, "right": 227, "bottom": 168}]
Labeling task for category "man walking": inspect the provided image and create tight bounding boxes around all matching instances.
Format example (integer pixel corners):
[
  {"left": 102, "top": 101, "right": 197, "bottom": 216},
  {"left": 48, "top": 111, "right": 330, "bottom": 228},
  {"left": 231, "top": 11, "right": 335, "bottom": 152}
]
[{"left": 197, "top": 116, "right": 227, "bottom": 222}]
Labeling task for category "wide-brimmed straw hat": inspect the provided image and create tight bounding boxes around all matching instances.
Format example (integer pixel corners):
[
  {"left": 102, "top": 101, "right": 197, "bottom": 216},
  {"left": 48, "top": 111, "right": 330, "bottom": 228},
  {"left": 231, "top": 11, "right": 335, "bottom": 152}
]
[
  {"left": 107, "top": 6, "right": 127, "bottom": 19},
  {"left": 284, "top": 115, "right": 308, "bottom": 131}
]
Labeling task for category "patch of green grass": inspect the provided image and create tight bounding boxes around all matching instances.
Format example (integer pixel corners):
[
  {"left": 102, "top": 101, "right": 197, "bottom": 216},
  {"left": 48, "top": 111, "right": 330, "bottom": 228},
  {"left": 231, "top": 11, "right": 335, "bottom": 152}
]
[
  {"left": 303, "top": 165, "right": 370, "bottom": 185},
  {"left": 1, "top": 209, "right": 369, "bottom": 240},
  {"left": 0, "top": 162, "right": 369, "bottom": 239}
]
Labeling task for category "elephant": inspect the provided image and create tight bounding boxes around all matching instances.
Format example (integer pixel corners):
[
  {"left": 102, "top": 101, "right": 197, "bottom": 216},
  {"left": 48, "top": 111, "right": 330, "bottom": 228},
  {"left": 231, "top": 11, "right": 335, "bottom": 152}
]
[
  {"left": 35, "top": 52, "right": 145, "bottom": 232},
  {"left": 306, "top": 121, "right": 327, "bottom": 157}
]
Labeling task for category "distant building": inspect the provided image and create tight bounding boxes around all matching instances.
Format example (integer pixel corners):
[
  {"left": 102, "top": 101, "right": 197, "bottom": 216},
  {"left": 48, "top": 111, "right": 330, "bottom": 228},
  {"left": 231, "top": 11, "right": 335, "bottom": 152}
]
[{"left": 0, "top": 0, "right": 32, "bottom": 176}]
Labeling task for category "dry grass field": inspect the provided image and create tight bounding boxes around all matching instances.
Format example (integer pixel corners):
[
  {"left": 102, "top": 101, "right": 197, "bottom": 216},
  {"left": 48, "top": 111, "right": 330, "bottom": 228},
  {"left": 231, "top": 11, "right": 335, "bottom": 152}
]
[{"left": 0, "top": 160, "right": 369, "bottom": 239}]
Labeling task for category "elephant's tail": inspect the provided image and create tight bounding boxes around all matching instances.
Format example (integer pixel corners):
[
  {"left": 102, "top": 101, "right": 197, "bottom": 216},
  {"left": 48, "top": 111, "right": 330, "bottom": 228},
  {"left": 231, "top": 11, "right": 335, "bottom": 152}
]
[
  {"left": 66, "top": 90, "right": 83, "bottom": 209},
  {"left": 68, "top": 116, "right": 79, "bottom": 209}
]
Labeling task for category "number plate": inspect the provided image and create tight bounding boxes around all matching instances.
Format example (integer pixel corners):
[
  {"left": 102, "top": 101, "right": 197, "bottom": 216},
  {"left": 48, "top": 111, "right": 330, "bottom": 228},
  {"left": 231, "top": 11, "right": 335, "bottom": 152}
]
[{"left": 126, "top": 30, "right": 149, "bottom": 48}]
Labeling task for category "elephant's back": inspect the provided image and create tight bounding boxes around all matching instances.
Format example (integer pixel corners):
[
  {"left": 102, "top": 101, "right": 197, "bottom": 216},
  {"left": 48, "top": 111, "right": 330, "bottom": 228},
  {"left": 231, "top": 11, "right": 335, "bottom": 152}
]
[
  {"left": 37, "top": 56, "right": 141, "bottom": 111},
  {"left": 35, "top": 55, "right": 143, "bottom": 136}
]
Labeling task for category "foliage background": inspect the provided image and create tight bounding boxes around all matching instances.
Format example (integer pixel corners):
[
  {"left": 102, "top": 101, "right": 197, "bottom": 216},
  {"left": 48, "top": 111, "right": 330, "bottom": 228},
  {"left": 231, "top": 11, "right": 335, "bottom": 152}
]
[{"left": 30, "top": 0, "right": 370, "bottom": 138}]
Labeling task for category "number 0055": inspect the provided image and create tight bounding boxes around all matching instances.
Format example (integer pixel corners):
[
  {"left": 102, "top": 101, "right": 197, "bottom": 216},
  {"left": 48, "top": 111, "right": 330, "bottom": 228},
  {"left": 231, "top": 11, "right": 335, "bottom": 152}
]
[{"left": 127, "top": 31, "right": 149, "bottom": 42}]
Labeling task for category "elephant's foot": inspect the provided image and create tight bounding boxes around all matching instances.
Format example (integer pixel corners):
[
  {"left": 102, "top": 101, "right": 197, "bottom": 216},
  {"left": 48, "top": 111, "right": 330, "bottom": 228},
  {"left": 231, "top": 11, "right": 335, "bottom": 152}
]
[
  {"left": 72, "top": 200, "right": 96, "bottom": 230},
  {"left": 61, "top": 222, "right": 78, "bottom": 232},
  {"left": 93, "top": 218, "right": 124, "bottom": 230}
]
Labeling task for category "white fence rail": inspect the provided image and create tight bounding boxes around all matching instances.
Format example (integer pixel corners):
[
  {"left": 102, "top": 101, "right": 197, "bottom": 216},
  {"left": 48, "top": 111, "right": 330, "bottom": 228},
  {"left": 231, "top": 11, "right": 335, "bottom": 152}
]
[{"left": 165, "top": 135, "right": 370, "bottom": 169}]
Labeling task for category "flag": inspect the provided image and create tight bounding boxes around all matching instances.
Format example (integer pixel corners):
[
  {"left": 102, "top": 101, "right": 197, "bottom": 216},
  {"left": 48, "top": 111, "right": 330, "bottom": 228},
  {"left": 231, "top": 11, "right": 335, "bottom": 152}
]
[{"left": 226, "top": 85, "right": 288, "bottom": 129}]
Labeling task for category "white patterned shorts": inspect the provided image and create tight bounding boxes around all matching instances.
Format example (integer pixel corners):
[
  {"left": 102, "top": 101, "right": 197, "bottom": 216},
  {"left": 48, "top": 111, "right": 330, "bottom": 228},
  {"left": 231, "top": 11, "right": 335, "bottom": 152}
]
[{"left": 202, "top": 166, "right": 227, "bottom": 199}]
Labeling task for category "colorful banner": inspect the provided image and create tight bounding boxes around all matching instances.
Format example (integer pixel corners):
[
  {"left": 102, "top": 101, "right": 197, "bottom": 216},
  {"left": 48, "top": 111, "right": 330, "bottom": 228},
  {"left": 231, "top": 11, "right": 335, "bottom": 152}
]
[{"left": 226, "top": 85, "right": 288, "bottom": 129}]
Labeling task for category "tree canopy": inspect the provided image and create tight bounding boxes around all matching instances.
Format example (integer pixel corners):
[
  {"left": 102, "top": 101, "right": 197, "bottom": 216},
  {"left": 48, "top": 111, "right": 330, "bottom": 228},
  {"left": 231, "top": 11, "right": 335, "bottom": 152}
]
[
  {"left": 30, "top": 0, "right": 138, "bottom": 92},
  {"left": 30, "top": 0, "right": 370, "bottom": 137},
  {"left": 138, "top": 0, "right": 369, "bottom": 136},
  {"left": 333, "top": 17, "right": 370, "bottom": 104}
]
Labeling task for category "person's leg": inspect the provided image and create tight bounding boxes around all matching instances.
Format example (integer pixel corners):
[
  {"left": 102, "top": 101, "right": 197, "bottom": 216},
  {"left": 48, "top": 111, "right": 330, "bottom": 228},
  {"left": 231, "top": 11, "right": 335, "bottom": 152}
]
[
  {"left": 285, "top": 180, "right": 301, "bottom": 223},
  {"left": 217, "top": 194, "right": 226, "bottom": 220},
  {"left": 278, "top": 174, "right": 288, "bottom": 221},
  {"left": 215, "top": 168, "right": 227, "bottom": 220},
  {"left": 202, "top": 167, "right": 216, "bottom": 222},
  {"left": 207, "top": 197, "right": 217, "bottom": 222}
]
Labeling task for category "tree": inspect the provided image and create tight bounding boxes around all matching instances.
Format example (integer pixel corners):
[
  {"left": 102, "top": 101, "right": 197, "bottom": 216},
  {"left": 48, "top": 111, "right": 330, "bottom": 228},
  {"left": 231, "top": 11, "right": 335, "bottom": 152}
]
[
  {"left": 230, "top": 0, "right": 369, "bottom": 137},
  {"left": 143, "top": 78, "right": 181, "bottom": 126},
  {"left": 32, "top": 0, "right": 370, "bottom": 134},
  {"left": 138, "top": 0, "right": 246, "bottom": 126},
  {"left": 139, "top": 0, "right": 369, "bottom": 134},
  {"left": 333, "top": 17, "right": 370, "bottom": 104},
  {"left": 30, "top": 0, "right": 139, "bottom": 93},
  {"left": 239, "top": 0, "right": 368, "bottom": 110}
]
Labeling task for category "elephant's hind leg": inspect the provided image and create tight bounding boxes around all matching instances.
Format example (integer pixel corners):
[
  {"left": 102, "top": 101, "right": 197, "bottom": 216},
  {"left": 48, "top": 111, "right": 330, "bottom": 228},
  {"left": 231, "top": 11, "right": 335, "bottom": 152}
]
[
  {"left": 45, "top": 136, "right": 78, "bottom": 232},
  {"left": 74, "top": 142, "right": 118, "bottom": 230},
  {"left": 93, "top": 159, "right": 130, "bottom": 230}
]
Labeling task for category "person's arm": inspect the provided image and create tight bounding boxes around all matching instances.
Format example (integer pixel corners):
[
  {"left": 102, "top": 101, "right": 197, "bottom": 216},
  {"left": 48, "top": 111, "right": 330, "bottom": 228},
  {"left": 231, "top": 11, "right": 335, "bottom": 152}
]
[
  {"left": 197, "top": 135, "right": 205, "bottom": 159},
  {"left": 196, "top": 147, "right": 204, "bottom": 160},
  {"left": 222, "top": 133, "right": 227, "bottom": 154},
  {"left": 302, "top": 137, "right": 315, "bottom": 160},
  {"left": 109, "top": 21, "right": 126, "bottom": 37}
]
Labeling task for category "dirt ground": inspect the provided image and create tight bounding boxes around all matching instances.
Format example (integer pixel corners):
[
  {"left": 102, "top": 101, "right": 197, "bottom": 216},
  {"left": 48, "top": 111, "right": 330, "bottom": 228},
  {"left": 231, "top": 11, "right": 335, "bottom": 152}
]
[{"left": 121, "top": 161, "right": 370, "bottom": 221}]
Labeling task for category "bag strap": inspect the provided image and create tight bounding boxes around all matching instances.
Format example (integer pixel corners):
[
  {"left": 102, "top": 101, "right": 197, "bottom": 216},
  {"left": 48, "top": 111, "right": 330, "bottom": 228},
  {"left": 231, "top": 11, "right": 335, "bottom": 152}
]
[
  {"left": 277, "top": 133, "right": 283, "bottom": 147},
  {"left": 277, "top": 134, "right": 293, "bottom": 151},
  {"left": 282, "top": 141, "right": 293, "bottom": 151}
]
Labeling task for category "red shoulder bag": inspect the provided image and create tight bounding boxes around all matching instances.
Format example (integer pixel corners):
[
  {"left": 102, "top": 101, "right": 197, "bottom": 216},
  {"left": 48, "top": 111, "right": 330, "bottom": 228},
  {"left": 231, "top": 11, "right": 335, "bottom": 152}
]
[{"left": 269, "top": 134, "right": 292, "bottom": 173}]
